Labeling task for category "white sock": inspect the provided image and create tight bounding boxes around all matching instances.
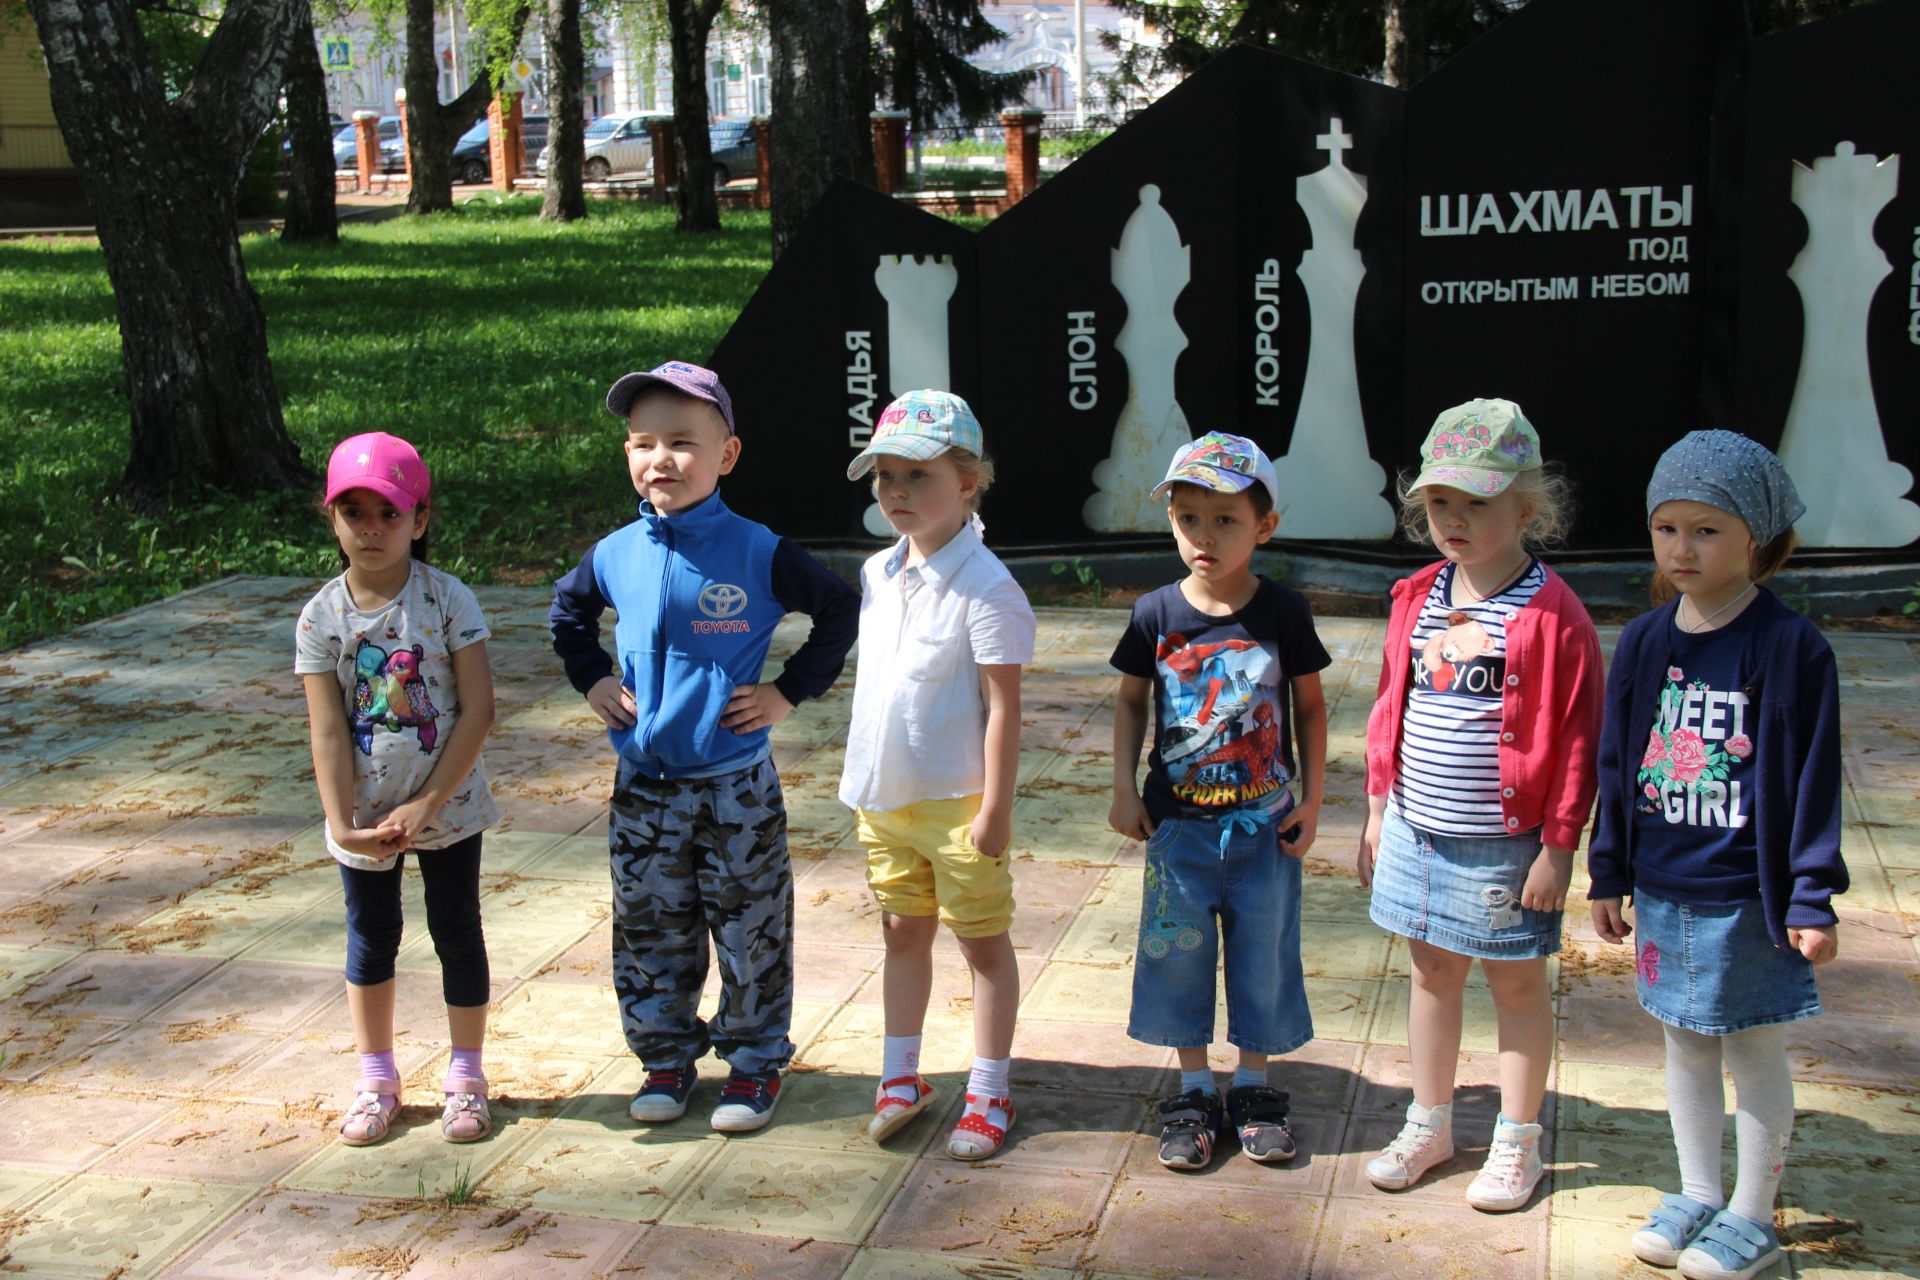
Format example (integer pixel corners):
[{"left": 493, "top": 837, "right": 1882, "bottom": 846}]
[
  {"left": 1179, "top": 1067, "right": 1215, "bottom": 1095},
  {"left": 882, "top": 1034, "right": 923, "bottom": 1105},
  {"left": 965, "top": 1056, "right": 1012, "bottom": 1130},
  {"left": 1232, "top": 1065, "right": 1266, "bottom": 1090},
  {"left": 1722, "top": 1024, "right": 1793, "bottom": 1227},
  {"left": 1664, "top": 1025, "right": 1729, "bottom": 1210}
]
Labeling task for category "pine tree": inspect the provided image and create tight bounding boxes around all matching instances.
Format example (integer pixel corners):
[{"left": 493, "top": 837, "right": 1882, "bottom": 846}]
[{"left": 874, "top": 0, "right": 1033, "bottom": 178}]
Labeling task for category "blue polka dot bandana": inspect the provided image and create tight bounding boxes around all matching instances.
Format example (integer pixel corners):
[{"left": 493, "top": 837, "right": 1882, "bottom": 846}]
[{"left": 1646, "top": 430, "right": 1805, "bottom": 544}]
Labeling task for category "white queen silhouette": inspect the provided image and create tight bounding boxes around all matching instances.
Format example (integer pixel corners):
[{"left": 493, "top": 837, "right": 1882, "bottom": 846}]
[{"left": 1776, "top": 141, "right": 1919, "bottom": 547}]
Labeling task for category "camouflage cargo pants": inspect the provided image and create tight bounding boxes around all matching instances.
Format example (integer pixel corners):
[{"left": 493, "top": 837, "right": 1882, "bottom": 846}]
[{"left": 608, "top": 756, "right": 795, "bottom": 1075}]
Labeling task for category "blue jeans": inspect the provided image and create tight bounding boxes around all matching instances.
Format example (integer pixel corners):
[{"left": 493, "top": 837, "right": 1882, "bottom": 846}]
[
  {"left": 340, "top": 832, "right": 490, "bottom": 1007},
  {"left": 1128, "top": 813, "right": 1313, "bottom": 1055}
]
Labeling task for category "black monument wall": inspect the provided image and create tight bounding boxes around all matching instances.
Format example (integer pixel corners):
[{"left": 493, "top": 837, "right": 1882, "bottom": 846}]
[{"left": 707, "top": 0, "right": 1920, "bottom": 556}]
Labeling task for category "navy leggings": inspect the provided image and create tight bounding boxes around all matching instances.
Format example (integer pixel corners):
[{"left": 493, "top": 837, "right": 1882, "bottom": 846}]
[{"left": 340, "top": 832, "right": 490, "bottom": 1007}]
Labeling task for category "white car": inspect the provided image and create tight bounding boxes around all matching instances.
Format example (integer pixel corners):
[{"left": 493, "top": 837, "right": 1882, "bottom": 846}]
[{"left": 536, "top": 114, "right": 654, "bottom": 180}]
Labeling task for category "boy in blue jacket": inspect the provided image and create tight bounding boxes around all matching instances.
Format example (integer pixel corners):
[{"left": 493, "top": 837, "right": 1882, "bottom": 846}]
[{"left": 551, "top": 361, "right": 858, "bottom": 1133}]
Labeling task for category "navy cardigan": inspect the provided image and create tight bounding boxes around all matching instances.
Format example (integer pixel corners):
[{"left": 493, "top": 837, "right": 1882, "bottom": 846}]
[{"left": 1587, "top": 587, "right": 1847, "bottom": 950}]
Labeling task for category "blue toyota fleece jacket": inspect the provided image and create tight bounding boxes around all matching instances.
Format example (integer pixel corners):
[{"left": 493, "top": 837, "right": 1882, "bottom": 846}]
[
  {"left": 1587, "top": 587, "right": 1848, "bottom": 950},
  {"left": 548, "top": 491, "right": 858, "bottom": 778}
]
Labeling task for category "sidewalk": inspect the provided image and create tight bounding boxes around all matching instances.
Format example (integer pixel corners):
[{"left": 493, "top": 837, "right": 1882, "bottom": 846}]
[{"left": 0, "top": 576, "right": 1913, "bottom": 1278}]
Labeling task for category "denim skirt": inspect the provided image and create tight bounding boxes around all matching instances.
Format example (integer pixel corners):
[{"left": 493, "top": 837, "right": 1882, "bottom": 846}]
[
  {"left": 1632, "top": 890, "right": 1821, "bottom": 1035},
  {"left": 1369, "top": 808, "right": 1560, "bottom": 960}
]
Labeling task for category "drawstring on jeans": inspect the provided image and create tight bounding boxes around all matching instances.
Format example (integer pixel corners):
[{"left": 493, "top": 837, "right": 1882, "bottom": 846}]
[{"left": 1216, "top": 808, "right": 1270, "bottom": 858}]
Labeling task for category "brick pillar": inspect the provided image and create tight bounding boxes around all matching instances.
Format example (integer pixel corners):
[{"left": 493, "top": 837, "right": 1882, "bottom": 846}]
[
  {"left": 752, "top": 114, "right": 771, "bottom": 210},
  {"left": 1001, "top": 109, "right": 1044, "bottom": 205},
  {"left": 871, "top": 110, "right": 908, "bottom": 195},
  {"left": 353, "top": 110, "right": 380, "bottom": 193},
  {"left": 395, "top": 88, "right": 412, "bottom": 187},
  {"left": 646, "top": 115, "right": 676, "bottom": 200},
  {"left": 488, "top": 93, "right": 523, "bottom": 191}
]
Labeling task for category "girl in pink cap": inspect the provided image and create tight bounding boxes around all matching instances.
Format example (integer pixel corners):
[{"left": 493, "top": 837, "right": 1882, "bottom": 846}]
[{"left": 295, "top": 432, "right": 500, "bottom": 1147}]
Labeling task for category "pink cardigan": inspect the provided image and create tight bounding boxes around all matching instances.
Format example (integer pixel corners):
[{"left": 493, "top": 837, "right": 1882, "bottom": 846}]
[{"left": 1364, "top": 560, "right": 1605, "bottom": 851}]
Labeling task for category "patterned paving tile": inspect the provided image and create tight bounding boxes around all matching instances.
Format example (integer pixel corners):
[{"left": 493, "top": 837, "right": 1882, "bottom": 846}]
[
  {"left": 659, "top": 1141, "right": 911, "bottom": 1244},
  {"left": 3, "top": 591, "right": 1916, "bottom": 1279},
  {"left": 157, "top": 1188, "right": 438, "bottom": 1279},
  {"left": 612, "top": 1223, "right": 856, "bottom": 1277},
  {"left": 3, "top": 1173, "right": 253, "bottom": 1278},
  {"left": 1087, "top": 1178, "right": 1321, "bottom": 1278},
  {"left": 868, "top": 1156, "right": 1113, "bottom": 1266}
]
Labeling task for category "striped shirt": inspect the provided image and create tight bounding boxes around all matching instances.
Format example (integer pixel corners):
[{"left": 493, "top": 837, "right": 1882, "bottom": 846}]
[{"left": 1390, "top": 559, "right": 1545, "bottom": 836}]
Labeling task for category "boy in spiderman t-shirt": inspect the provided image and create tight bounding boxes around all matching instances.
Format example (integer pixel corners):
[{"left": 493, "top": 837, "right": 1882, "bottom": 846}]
[{"left": 1108, "top": 433, "right": 1331, "bottom": 1173}]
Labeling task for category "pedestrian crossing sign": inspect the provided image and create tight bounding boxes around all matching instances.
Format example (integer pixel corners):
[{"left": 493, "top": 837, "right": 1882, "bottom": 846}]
[{"left": 323, "top": 38, "right": 355, "bottom": 72}]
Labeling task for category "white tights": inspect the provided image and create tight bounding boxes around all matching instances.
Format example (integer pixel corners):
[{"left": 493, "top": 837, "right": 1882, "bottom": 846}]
[{"left": 1663, "top": 1022, "right": 1794, "bottom": 1224}]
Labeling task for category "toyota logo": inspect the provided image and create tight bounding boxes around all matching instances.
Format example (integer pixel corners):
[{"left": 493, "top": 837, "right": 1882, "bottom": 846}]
[{"left": 699, "top": 583, "right": 748, "bottom": 618}]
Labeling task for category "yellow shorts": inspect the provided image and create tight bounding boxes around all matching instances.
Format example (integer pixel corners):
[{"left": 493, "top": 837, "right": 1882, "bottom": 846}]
[{"left": 856, "top": 794, "right": 1015, "bottom": 938}]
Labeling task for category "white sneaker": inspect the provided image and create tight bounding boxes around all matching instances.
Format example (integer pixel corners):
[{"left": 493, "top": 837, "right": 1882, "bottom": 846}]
[
  {"left": 1366, "top": 1101, "right": 1454, "bottom": 1190},
  {"left": 1466, "top": 1120, "right": 1545, "bottom": 1212}
]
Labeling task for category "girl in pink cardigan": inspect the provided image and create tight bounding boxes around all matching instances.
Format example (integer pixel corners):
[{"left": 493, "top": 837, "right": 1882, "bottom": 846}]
[{"left": 1356, "top": 399, "right": 1604, "bottom": 1213}]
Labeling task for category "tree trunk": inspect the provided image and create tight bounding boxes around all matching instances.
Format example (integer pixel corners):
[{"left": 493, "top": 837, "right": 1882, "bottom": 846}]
[
  {"left": 26, "top": 0, "right": 309, "bottom": 505},
  {"left": 768, "top": 0, "right": 876, "bottom": 258},
  {"left": 1382, "top": 0, "right": 1428, "bottom": 88},
  {"left": 404, "top": 0, "right": 529, "bottom": 214},
  {"left": 667, "top": 0, "right": 722, "bottom": 231},
  {"left": 539, "top": 0, "right": 585, "bottom": 221},
  {"left": 282, "top": 0, "right": 338, "bottom": 243}
]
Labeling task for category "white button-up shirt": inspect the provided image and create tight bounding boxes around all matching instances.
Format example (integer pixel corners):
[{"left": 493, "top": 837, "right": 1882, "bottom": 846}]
[{"left": 838, "top": 522, "right": 1037, "bottom": 812}]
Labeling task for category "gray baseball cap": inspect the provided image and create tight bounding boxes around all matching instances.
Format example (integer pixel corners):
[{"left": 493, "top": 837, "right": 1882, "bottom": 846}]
[{"left": 605, "top": 360, "right": 736, "bottom": 433}]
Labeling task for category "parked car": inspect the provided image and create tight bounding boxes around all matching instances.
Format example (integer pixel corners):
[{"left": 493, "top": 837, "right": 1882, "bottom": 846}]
[
  {"left": 331, "top": 117, "right": 403, "bottom": 172},
  {"left": 451, "top": 115, "right": 551, "bottom": 184},
  {"left": 535, "top": 114, "right": 653, "bottom": 180},
  {"left": 707, "top": 118, "right": 756, "bottom": 186}
]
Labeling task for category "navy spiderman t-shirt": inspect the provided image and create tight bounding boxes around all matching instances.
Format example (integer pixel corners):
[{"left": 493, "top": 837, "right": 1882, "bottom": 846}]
[{"left": 1112, "top": 578, "right": 1331, "bottom": 823}]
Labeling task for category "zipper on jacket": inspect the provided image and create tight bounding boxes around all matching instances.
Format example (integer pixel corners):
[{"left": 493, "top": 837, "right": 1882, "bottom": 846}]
[{"left": 638, "top": 518, "right": 675, "bottom": 776}]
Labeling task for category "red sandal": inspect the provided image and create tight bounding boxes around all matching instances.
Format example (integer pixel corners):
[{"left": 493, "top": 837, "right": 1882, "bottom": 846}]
[
  {"left": 867, "top": 1075, "right": 935, "bottom": 1143},
  {"left": 947, "top": 1093, "right": 1014, "bottom": 1161}
]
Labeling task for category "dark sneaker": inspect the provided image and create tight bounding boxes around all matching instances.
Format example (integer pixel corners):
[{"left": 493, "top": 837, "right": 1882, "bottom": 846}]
[
  {"left": 1226, "top": 1085, "right": 1296, "bottom": 1163},
  {"left": 1156, "top": 1088, "right": 1224, "bottom": 1170},
  {"left": 629, "top": 1063, "right": 698, "bottom": 1123},
  {"left": 711, "top": 1069, "right": 783, "bottom": 1133}
]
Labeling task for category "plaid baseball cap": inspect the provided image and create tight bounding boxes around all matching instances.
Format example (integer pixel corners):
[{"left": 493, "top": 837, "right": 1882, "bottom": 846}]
[
  {"left": 846, "top": 390, "right": 984, "bottom": 480},
  {"left": 1151, "top": 432, "right": 1280, "bottom": 508},
  {"left": 1408, "top": 398, "right": 1541, "bottom": 496},
  {"left": 604, "top": 360, "right": 736, "bottom": 433}
]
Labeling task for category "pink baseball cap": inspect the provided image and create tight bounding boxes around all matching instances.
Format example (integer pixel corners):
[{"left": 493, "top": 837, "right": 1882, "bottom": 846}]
[{"left": 324, "top": 432, "right": 431, "bottom": 510}]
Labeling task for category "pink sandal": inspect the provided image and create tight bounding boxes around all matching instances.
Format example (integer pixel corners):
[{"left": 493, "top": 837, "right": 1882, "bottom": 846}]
[
  {"left": 947, "top": 1093, "right": 1014, "bottom": 1161},
  {"left": 867, "top": 1075, "right": 935, "bottom": 1143},
  {"left": 339, "top": 1077, "right": 401, "bottom": 1146},
  {"left": 440, "top": 1075, "right": 491, "bottom": 1143}
]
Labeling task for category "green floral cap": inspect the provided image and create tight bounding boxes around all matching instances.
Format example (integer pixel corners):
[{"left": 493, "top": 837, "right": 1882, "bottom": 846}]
[{"left": 1408, "top": 398, "right": 1541, "bottom": 497}]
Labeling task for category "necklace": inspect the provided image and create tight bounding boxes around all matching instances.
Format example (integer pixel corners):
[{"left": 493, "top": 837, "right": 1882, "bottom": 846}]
[
  {"left": 1451, "top": 555, "right": 1531, "bottom": 606},
  {"left": 1679, "top": 582, "right": 1754, "bottom": 633}
]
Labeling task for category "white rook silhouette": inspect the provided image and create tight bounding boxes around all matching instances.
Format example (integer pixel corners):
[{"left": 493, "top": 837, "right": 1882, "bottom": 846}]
[
  {"left": 1084, "top": 184, "right": 1194, "bottom": 532},
  {"left": 868, "top": 254, "right": 959, "bottom": 536},
  {"left": 1269, "top": 118, "right": 1394, "bottom": 539},
  {"left": 1776, "top": 142, "right": 1918, "bottom": 547}
]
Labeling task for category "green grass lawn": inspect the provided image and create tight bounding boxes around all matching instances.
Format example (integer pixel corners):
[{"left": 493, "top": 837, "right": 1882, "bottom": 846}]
[{"left": 0, "top": 197, "right": 776, "bottom": 651}]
